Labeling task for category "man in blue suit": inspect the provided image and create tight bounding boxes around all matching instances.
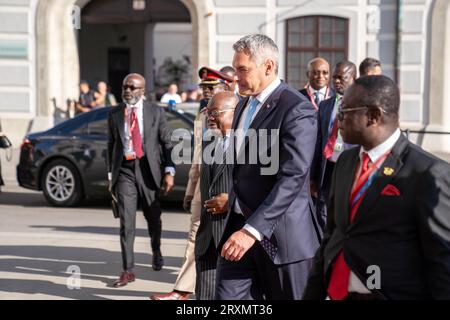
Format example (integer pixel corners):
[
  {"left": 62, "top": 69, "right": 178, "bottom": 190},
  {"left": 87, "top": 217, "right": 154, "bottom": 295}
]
[
  {"left": 311, "top": 61, "right": 357, "bottom": 233},
  {"left": 215, "top": 34, "right": 321, "bottom": 300}
]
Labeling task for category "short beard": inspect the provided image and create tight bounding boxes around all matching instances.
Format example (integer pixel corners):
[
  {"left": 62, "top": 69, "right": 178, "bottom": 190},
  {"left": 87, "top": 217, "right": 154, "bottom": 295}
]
[{"left": 122, "top": 95, "right": 140, "bottom": 105}]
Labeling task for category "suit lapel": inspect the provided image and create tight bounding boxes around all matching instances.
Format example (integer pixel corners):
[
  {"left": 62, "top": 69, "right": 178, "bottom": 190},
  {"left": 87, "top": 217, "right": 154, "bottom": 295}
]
[
  {"left": 143, "top": 101, "right": 154, "bottom": 147},
  {"left": 116, "top": 104, "right": 126, "bottom": 147},
  {"left": 236, "top": 82, "right": 286, "bottom": 158},
  {"left": 348, "top": 135, "right": 409, "bottom": 230},
  {"left": 209, "top": 146, "right": 228, "bottom": 189},
  {"left": 322, "top": 98, "right": 335, "bottom": 143},
  {"left": 339, "top": 150, "right": 360, "bottom": 229},
  {"left": 247, "top": 82, "right": 286, "bottom": 132}
]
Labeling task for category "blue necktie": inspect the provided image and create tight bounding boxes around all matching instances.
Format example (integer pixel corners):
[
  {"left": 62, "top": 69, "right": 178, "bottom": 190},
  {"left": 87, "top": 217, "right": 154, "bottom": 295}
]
[{"left": 243, "top": 97, "right": 259, "bottom": 133}]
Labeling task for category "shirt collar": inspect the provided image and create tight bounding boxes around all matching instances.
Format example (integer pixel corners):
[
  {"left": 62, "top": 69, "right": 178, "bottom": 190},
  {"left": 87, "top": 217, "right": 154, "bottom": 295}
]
[
  {"left": 126, "top": 97, "right": 143, "bottom": 110},
  {"left": 359, "top": 128, "right": 402, "bottom": 163},
  {"left": 254, "top": 77, "right": 281, "bottom": 104},
  {"left": 307, "top": 84, "right": 328, "bottom": 96}
]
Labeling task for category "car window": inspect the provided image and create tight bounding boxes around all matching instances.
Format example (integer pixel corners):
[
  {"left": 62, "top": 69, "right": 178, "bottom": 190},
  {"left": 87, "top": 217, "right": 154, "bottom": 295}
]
[
  {"left": 87, "top": 109, "right": 108, "bottom": 136},
  {"left": 56, "top": 114, "right": 88, "bottom": 135},
  {"left": 165, "top": 110, "right": 192, "bottom": 131}
]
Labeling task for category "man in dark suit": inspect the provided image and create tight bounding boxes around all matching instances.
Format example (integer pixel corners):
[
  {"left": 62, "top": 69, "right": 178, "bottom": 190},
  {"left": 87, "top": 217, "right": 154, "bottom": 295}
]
[
  {"left": 304, "top": 75, "right": 450, "bottom": 300},
  {"left": 215, "top": 34, "right": 320, "bottom": 300},
  {"left": 195, "top": 92, "right": 238, "bottom": 300},
  {"left": 107, "top": 73, "right": 175, "bottom": 287},
  {"left": 311, "top": 61, "right": 357, "bottom": 233},
  {"left": 299, "top": 58, "right": 333, "bottom": 111}
]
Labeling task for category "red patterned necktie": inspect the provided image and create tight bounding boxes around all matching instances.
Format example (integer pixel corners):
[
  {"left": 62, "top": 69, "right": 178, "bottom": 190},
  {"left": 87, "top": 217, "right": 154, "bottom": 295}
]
[
  {"left": 323, "top": 98, "right": 341, "bottom": 159},
  {"left": 130, "top": 107, "right": 144, "bottom": 159},
  {"left": 327, "top": 152, "right": 371, "bottom": 300},
  {"left": 323, "top": 118, "right": 339, "bottom": 159}
]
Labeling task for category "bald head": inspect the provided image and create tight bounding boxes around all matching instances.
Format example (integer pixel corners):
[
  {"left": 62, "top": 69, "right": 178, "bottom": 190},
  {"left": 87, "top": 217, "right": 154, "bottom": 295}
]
[
  {"left": 124, "top": 73, "right": 145, "bottom": 87},
  {"left": 210, "top": 91, "right": 239, "bottom": 109},
  {"left": 306, "top": 58, "right": 330, "bottom": 90},
  {"left": 122, "top": 73, "right": 146, "bottom": 105},
  {"left": 206, "top": 92, "right": 238, "bottom": 135}
]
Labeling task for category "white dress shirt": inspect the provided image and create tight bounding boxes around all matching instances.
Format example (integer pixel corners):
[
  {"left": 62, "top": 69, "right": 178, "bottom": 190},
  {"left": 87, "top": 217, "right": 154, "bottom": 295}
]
[
  {"left": 307, "top": 85, "right": 329, "bottom": 105},
  {"left": 348, "top": 128, "right": 401, "bottom": 293},
  {"left": 123, "top": 98, "right": 144, "bottom": 155},
  {"left": 234, "top": 77, "right": 281, "bottom": 241}
]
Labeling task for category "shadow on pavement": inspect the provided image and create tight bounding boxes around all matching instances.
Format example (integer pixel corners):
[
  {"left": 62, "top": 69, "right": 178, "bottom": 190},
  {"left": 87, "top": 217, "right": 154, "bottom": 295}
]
[
  {"left": 0, "top": 245, "right": 183, "bottom": 299},
  {"left": 30, "top": 225, "right": 188, "bottom": 240},
  {"left": 0, "top": 191, "right": 185, "bottom": 213}
]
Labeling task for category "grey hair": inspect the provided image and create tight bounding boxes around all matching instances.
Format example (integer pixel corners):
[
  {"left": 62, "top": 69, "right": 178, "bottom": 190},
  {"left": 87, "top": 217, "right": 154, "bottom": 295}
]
[{"left": 233, "top": 34, "right": 279, "bottom": 74}]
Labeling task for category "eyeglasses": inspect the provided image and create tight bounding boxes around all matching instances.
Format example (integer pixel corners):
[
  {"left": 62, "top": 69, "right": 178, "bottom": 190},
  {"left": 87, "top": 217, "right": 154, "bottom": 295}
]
[
  {"left": 337, "top": 106, "right": 387, "bottom": 121},
  {"left": 122, "top": 85, "right": 143, "bottom": 91},
  {"left": 206, "top": 108, "right": 235, "bottom": 118}
]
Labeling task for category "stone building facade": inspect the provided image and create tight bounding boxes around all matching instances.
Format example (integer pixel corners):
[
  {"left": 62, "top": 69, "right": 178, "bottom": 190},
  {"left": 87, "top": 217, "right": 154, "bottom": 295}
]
[{"left": 0, "top": 0, "right": 448, "bottom": 153}]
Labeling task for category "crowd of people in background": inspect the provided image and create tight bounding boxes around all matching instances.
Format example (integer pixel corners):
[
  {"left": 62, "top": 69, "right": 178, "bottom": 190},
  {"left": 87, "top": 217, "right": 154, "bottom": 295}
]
[
  {"left": 76, "top": 80, "right": 118, "bottom": 115},
  {"left": 77, "top": 57, "right": 383, "bottom": 115}
]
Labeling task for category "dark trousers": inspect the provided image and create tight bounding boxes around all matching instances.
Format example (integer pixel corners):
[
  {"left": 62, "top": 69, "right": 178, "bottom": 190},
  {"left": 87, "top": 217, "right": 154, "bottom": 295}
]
[
  {"left": 316, "top": 160, "right": 335, "bottom": 232},
  {"left": 215, "top": 213, "right": 313, "bottom": 300},
  {"left": 195, "top": 240, "right": 219, "bottom": 300},
  {"left": 116, "top": 157, "right": 161, "bottom": 271}
]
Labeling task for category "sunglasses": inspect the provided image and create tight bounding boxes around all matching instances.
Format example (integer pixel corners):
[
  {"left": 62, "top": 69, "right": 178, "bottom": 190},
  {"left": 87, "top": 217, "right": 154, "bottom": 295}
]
[
  {"left": 122, "top": 85, "right": 143, "bottom": 91},
  {"left": 337, "top": 106, "right": 386, "bottom": 121},
  {"left": 206, "top": 108, "right": 235, "bottom": 118}
]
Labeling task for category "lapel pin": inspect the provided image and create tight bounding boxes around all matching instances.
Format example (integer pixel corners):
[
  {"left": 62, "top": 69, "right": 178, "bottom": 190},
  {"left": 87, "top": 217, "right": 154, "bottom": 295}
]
[
  {"left": 383, "top": 167, "right": 394, "bottom": 176},
  {"left": 266, "top": 104, "right": 271, "bottom": 109}
]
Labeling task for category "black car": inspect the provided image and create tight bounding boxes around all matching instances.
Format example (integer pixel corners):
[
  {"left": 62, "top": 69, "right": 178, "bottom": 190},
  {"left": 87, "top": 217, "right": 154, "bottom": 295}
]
[{"left": 17, "top": 106, "right": 194, "bottom": 207}]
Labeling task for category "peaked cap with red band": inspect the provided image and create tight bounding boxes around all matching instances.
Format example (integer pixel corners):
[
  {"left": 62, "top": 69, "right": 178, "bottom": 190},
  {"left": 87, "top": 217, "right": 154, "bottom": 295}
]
[{"left": 198, "top": 66, "right": 233, "bottom": 85}]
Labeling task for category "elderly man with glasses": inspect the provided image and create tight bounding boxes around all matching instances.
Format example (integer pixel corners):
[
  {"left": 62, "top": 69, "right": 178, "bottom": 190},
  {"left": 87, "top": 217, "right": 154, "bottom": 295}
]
[{"left": 194, "top": 91, "right": 238, "bottom": 300}]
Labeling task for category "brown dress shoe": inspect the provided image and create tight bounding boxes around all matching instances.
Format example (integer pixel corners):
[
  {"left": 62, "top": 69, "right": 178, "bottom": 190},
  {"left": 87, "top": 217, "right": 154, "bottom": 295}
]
[
  {"left": 150, "top": 290, "right": 190, "bottom": 300},
  {"left": 113, "top": 271, "right": 135, "bottom": 288}
]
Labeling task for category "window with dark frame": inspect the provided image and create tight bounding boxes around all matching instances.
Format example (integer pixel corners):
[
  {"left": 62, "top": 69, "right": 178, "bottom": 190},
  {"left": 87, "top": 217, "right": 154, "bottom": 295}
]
[{"left": 286, "top": 16, "right": 349, "bottom": 90}]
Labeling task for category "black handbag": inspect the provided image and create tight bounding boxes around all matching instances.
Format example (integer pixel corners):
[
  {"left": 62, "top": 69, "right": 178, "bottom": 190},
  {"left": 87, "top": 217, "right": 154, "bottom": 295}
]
[{"left": 0, "top": 135, "right": 11, "bottom": 149}]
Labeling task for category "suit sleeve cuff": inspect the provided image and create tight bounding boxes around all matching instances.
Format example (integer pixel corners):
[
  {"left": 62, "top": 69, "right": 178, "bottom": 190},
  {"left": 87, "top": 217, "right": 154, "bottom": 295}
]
[
  {"left": 165, "top": 167, "right": 176, "bottom": 176},
  {"left": 243, "top": 224, "right": 262, "bottom": 241},
  {"left": 108, "top": 172, "right": 112, "bottom": 181}
]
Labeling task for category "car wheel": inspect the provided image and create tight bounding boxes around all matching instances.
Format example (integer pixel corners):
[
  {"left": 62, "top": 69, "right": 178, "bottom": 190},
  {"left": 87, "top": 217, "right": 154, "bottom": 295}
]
[{"left": 41, "top": 159, "right": 84, "bottom": 207}]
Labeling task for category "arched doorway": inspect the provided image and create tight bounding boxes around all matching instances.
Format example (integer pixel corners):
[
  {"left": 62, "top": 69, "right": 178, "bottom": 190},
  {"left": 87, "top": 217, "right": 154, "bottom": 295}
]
[
  {"left": 79, "top": 0, "right": 191, "bottom": 100},
  {"left": 35, "top": 0, "right": 209, "bottom": 120}
]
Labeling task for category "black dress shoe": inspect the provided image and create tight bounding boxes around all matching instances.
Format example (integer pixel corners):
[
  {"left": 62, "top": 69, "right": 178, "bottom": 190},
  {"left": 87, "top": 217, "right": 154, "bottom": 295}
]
[{"left": 152, "top": 250, "right": 164, "bottom": 271}]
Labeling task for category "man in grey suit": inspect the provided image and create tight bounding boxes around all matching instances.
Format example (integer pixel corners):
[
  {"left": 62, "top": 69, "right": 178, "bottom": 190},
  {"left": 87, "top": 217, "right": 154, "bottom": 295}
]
[
  {"left": 195, "top": 92, "right": 238, "bottom": 300},
  {"left": 215, "top": 34, "right": 320, "bottom": 300},
  {"left": 107, "top": 73, "right": 175, "bottom": 287}
]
